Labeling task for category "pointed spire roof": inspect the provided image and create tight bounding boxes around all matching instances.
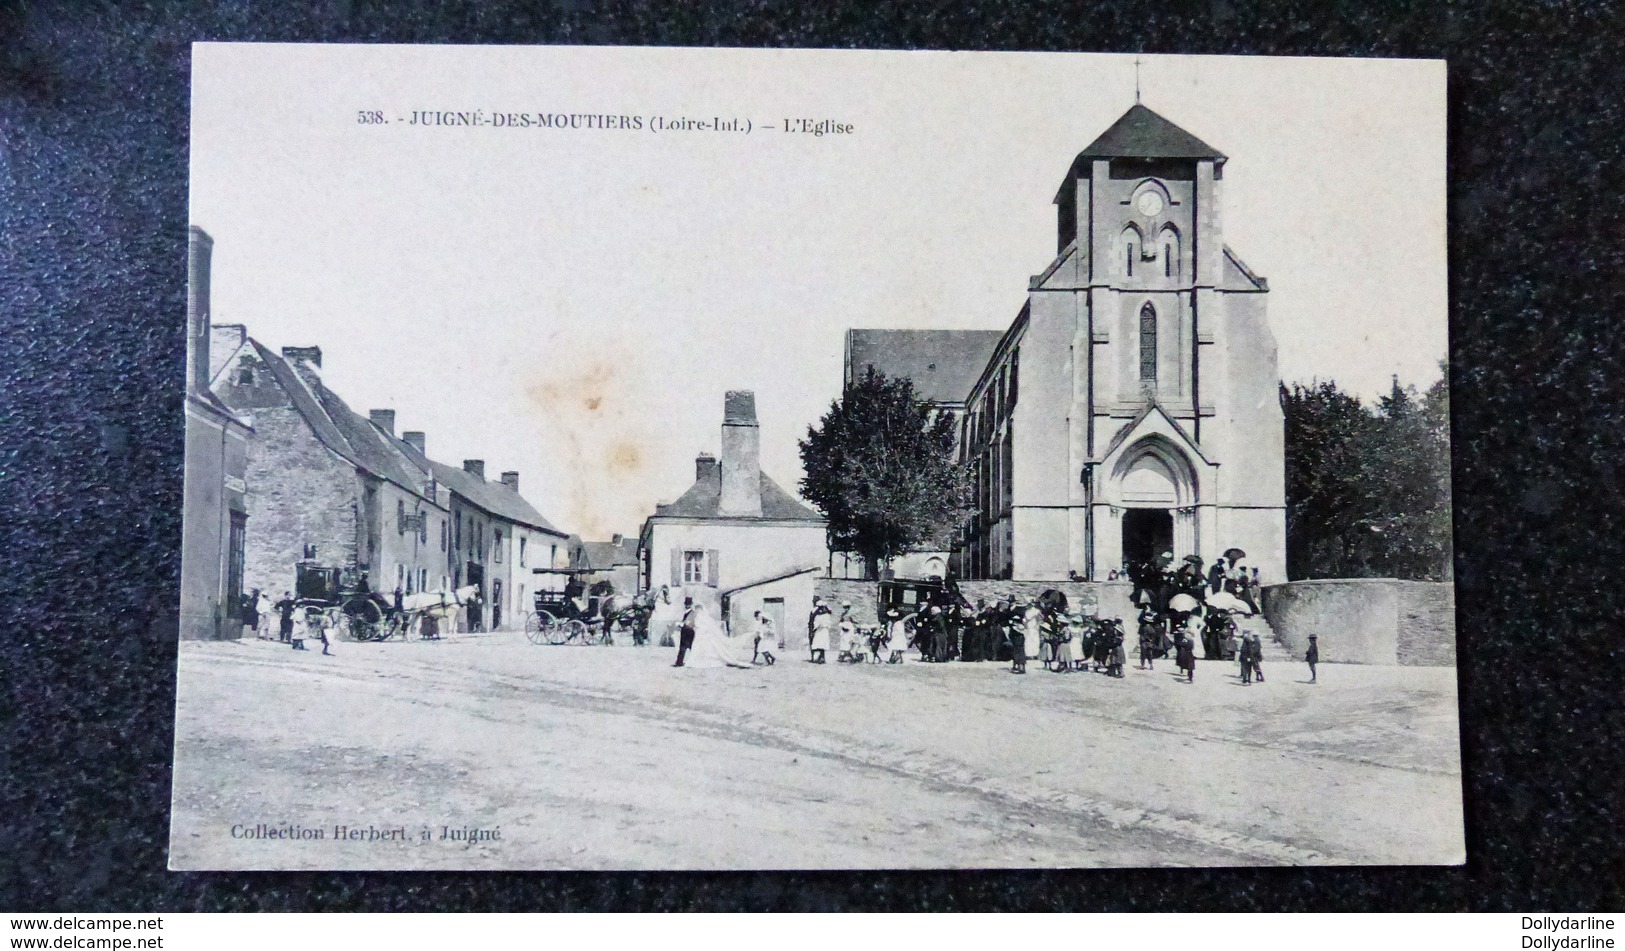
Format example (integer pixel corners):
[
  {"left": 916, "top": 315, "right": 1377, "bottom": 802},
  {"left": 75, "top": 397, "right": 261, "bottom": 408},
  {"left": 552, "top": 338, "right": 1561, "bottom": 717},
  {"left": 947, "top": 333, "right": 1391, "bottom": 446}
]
[{"left": 1075, "top": 104, "right": 1225, "bottom": 161}]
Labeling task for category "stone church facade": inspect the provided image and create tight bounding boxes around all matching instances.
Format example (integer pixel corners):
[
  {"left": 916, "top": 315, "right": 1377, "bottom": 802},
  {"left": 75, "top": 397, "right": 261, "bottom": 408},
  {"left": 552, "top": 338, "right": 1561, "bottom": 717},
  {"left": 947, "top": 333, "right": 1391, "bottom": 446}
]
[{"left": 849, "top": 104, "right": 1285, "bottom": 583}]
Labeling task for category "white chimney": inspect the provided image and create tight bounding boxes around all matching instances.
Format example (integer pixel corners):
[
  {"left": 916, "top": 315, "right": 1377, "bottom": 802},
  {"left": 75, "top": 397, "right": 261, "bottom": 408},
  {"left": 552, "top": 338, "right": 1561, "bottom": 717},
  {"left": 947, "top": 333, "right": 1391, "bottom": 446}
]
[{"left": 718, "top": 391, "right": 761, "bottom": 516}]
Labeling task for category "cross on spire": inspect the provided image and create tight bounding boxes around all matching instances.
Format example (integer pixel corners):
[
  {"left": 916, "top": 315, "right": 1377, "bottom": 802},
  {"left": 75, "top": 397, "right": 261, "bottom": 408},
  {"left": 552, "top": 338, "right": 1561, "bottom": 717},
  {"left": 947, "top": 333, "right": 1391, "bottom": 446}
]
[{"left": 1134, "top": 54, "right": 1143, "bottom": 103}]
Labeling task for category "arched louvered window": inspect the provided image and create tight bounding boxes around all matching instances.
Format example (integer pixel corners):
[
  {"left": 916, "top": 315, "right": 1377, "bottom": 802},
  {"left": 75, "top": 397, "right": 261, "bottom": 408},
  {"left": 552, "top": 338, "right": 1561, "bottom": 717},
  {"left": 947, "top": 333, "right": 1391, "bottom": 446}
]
[
  {"left": 1120, "top": 224, "right": 1142, "bottom": 279},
  {"left": 1139, "top": 302, "right": 1158, "bottom": 383},
  {"left": 1159, "top": 225, "right": 1180, "bottom": 280}
]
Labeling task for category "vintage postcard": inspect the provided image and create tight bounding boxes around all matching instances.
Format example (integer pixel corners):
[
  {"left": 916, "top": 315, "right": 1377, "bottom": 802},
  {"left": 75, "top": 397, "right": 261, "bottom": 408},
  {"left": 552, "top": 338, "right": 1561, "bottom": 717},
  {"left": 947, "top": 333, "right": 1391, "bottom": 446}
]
[{"left": 174, "top": 44, "right": 1458, "bottom": 870}]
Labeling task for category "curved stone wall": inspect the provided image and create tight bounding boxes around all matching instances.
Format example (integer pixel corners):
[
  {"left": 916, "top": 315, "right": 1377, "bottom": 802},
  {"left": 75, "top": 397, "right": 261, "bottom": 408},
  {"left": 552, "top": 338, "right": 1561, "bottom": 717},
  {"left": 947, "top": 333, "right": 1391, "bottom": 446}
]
[{"left": 1260, "top": 579, "right": 1456, "bottom": 667}]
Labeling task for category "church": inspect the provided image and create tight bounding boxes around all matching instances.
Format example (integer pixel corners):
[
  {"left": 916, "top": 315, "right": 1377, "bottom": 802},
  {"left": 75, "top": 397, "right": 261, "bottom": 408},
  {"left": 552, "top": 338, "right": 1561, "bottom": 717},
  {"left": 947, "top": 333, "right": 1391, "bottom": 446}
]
[{"left": 846, "top": 103, "right": 1285, "bottom": 583}]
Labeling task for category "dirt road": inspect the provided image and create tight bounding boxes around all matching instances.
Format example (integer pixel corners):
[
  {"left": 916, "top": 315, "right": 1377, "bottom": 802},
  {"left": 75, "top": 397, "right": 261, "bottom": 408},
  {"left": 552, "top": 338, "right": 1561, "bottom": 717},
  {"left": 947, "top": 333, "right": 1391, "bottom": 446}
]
[{"left": 170, "top": 635, "right": 1463, "bottom": 870}]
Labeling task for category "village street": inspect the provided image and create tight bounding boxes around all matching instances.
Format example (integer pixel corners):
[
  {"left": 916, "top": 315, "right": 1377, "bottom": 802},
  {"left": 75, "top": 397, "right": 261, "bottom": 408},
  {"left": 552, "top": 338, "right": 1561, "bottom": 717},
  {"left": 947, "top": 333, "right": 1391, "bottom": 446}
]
[{"left": 170, "top": 635, "right": 1463, "bottom": 871}]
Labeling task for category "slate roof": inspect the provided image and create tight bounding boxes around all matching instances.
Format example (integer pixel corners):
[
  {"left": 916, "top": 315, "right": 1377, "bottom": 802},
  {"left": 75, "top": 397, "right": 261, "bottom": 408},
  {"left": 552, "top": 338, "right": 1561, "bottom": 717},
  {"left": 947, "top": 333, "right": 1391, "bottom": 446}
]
[
  {"left": 1074, "top": 103, "right": 1225, "bottom": 161},
  {"left": 249, "top": 338, "right": 567, "bottom": 536},
  {"left": 578, "top": 537, "right": 638, "bottom": 570},
  {"left": 391, "top": 438, "right": 568, "bottom": 538},
  {"left": 845, "top": 329, "right": 1004, "bottom": 406},
  {"left": 653, "top": 467, "right": 823, "bottom": 522},
  {"left": 250, "top": 341, "right": 431, "bottom": 501}
]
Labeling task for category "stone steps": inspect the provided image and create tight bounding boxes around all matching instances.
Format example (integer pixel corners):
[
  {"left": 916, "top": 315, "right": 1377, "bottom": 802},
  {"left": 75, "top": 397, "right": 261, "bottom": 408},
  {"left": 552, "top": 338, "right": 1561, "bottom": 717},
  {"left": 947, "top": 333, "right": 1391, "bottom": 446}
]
[{"left": 1237, "top": 610, "right": 1295, "bottom": 663}]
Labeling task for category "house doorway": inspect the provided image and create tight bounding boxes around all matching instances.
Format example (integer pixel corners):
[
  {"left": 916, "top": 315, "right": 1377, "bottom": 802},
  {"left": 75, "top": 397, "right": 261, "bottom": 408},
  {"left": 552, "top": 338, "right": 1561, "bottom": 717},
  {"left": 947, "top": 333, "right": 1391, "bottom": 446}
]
[
  {"left": 762, "top": 597, "right": 787, "bottom": 649},
  {"left": 1122, "top": 508, "right": 1173, "bottom": 569}
]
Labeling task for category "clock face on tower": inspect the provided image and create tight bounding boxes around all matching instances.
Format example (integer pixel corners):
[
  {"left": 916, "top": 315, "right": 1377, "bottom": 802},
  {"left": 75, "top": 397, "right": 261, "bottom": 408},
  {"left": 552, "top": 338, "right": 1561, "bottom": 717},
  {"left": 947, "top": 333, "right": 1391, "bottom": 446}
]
[{"left": 1136, "top": 190, "right": 1165, "bottom": 217}]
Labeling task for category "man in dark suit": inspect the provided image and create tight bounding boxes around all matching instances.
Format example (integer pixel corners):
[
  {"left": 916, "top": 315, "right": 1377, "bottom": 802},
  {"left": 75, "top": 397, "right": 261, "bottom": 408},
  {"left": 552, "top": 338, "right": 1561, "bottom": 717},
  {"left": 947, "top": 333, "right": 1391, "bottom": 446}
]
[{"left": 673, "top": 597, "right": 697, "bottom": 667}]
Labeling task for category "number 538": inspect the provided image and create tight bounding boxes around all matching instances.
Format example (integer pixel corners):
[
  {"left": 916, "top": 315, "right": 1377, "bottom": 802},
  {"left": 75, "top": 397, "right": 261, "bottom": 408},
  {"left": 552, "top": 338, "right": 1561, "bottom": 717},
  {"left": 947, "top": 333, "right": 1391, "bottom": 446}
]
[{"left": 357, "top": 110, "right": 386, "bottom": 125}]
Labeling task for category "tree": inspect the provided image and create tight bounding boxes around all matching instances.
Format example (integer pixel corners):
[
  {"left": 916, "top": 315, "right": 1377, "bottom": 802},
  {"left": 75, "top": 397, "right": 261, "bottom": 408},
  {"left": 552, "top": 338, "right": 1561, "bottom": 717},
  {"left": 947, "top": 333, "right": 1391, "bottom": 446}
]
[
  {"left": 1281, "top": 371, "right": 1453, "bottom": 581},
  {"left": 799, "top": 368, "right": 973, "bottom": 578}
]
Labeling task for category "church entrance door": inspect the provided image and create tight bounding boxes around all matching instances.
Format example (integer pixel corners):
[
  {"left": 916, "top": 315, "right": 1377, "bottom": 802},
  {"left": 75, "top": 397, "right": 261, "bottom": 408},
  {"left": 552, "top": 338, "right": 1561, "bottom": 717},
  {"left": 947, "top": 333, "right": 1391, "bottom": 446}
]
[{"left": 1122, "top": 509, "right": 1174, "bottom": 569}]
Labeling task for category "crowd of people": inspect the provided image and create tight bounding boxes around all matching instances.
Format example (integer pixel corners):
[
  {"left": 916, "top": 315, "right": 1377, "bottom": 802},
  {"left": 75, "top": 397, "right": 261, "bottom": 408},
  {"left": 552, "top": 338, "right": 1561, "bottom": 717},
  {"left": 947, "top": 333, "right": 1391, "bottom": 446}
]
[
  {"left": 236, "top": 550, "right": 1319, "bottom": 683},
  {"left": 762, "top": 549, "right": 1309, "bottom": 686}
]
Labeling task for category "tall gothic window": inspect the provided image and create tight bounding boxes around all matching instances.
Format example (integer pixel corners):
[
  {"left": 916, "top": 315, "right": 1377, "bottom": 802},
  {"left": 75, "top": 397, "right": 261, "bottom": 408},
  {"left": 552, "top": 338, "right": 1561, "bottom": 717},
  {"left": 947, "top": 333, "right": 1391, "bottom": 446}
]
[{"left": 1139, "top": 302, "right": 1158, "bottom": 383}]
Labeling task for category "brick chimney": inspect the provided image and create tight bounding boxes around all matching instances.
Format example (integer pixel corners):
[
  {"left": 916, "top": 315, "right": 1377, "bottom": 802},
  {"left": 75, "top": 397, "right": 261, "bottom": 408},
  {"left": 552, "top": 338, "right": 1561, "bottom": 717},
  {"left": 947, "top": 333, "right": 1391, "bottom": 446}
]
[
  {"left": 695, "top": 452, "right": 718, "bottom": 483},
  {"left": 402, "top": 431, "right": 426, "bottom": 454},
  {"left": 719, "top": 390, "right": 762, "bottom": 516},
  {"left": 463, "top": 459, "right": 485, "bottom": 480},
  {"left": 369, "top": 409, "right": 395, "bottom": 435},
  {"left": 500, "top": 471, "right": 519, "bottom": 492},
  {"left": 281, "top": 346, "right": 323, "bottom": 387},
  {"left": 186, "top": 226, "right": 213, "bottom": 396},
  {"left": 281, "top": 346, "right": 322, "bottom": 367}
]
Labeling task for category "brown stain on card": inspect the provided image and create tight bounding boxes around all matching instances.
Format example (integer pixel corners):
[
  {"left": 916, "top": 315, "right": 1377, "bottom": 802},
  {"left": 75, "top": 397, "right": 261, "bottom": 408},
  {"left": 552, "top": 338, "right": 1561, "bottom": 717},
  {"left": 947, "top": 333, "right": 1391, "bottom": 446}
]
[{"left": 525, "top": 356, "right": 652, "bottom": 539}]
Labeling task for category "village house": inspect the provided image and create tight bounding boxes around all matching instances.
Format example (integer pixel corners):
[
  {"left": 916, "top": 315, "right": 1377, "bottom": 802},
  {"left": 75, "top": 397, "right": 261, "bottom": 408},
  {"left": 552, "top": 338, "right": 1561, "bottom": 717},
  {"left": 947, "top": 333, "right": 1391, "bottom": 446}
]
[
  {"left": 638, "top": 392, "right": 826, "bottom": 642},
  {"left": 209, "top": 337, "right": 450, "bottom": 609},
  {"left": 571, "top": 534, "right": 640, "bottom": 598},
  {"left": 847, "top": 104, "right": 1286, "bottom": 583},
  {"left": 385, "top": 432, "right": 571, "bottom": 631},
  {"left": 179, "top": 226, "right": 253, "bottom": 639}
]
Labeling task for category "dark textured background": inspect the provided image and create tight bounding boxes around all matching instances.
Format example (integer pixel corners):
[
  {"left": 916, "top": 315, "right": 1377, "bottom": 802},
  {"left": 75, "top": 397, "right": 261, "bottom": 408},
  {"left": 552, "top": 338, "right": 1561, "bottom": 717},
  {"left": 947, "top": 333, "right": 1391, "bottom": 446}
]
[{"left": 2, "top": 0, "right": 1622, "bottom": 912}]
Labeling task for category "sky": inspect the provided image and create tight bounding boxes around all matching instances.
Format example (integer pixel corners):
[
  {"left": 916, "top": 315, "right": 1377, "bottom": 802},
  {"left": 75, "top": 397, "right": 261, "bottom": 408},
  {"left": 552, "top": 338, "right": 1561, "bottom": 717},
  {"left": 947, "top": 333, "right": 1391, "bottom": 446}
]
[{"left": 191, "top": 45, "right": 1447, "bottom": 540}]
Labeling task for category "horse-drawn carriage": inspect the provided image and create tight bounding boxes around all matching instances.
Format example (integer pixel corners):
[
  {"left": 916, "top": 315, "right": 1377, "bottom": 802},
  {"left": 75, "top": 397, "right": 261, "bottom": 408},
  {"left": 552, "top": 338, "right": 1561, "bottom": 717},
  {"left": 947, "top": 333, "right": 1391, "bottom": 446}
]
[
  {"left": 294, "top": 562, "right": 474, "bottom": 641},
  {"left": 523, "top": 568, "right": 647, "bottom": 645},
  {"left": 294, "top": 562, "right": 391, "bottom": 641}
]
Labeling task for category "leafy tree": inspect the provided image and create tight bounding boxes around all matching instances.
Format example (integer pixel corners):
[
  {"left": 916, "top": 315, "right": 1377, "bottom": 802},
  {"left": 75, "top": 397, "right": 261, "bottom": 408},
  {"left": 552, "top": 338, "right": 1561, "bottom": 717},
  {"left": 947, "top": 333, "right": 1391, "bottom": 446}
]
[
  {"left": 799, "top": 368, "right": 973, "bottom": 578},
  {"left": 1281, "top": 370, "right": 1453, "bottom": 581}
]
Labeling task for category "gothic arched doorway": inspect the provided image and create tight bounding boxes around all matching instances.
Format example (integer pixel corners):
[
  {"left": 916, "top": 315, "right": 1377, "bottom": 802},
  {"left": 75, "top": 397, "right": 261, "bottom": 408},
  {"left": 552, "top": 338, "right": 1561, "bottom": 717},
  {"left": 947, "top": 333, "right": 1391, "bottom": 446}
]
[
  {"left": 1122, "top": 508, "right": 1173, "bottom": 569},
  {"left": 1109, "top": 436, "right": 1200, "bottom": 571}
]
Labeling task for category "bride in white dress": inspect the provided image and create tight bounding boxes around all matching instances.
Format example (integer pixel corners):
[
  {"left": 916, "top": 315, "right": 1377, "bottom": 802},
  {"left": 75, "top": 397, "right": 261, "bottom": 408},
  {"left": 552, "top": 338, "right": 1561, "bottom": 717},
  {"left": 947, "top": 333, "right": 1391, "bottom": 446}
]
[{"left": 680, "top": 587, "right": 756, "bottom": 669}]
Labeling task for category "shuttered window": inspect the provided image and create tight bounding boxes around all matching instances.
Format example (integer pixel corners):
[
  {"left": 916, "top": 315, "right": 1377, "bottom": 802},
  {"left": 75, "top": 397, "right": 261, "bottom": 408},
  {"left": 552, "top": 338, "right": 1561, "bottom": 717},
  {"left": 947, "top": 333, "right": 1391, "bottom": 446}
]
[{"left": 683, "top": 550, "right": 705, "bottom": 584}]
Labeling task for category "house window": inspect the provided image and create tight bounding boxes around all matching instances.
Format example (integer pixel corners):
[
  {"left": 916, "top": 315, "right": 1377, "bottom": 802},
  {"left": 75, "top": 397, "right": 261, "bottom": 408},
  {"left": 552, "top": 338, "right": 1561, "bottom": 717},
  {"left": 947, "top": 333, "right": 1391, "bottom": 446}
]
[
  {"left": 1139, "top": 302, "right": 1158, "bottom": 383},
  {"left": 419, "top": 568, "right": 427, "bottom": 592},
  {"left": 550, "top": 544, "right": 558, "bottom": 568},
  {"left": 682, "top": 550, "right": 705, "bottom": 585},
  {"left": 494, "top": 529, "right": 503, "bottom": 562},
  {"left": 455, "top": 514, "right": 462, "bottom": 551},
  {"left": 397, "top": 499, "right": 406, "bottom": 535},
  {"left": 440, "top": 519, "right": 447, "bottom": 551},
  {"left": 236, "top": 367, "right": 254, "bottom": 385},
  {"left": 519, "top": 537, "right": 527, "bottom": 567}
]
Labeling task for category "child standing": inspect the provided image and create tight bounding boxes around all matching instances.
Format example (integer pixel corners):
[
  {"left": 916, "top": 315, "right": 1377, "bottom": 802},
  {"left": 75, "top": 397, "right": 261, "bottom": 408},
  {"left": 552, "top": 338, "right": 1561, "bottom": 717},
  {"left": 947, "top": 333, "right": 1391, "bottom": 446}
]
[
  {"left": 1175, "top": 631, "right": 1196, "bottom": 683},
  {"left": 1108, "top": 620, "right": 1127, "bottom": 678},
  {"left": 836, "top": 603, "right": 858, "bottom": 663},
  {"left": 1305, "top": 633, "right": 1319, "bottom": 683},
  {"left": 289, "top": 606, "right": 309, "bottom": 651},
  {"left": 752, "top": 610, "right": 777, "bottom": 665}
]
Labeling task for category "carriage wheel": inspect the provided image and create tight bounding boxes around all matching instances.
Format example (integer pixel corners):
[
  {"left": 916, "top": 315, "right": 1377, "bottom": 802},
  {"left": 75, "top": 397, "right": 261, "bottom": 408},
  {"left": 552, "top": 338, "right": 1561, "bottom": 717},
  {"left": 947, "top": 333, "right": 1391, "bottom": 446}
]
[
  {"left": 523, "top": 611, "right": 550, "bottom": 645},
  {"left": 563, "top": 619, "right": 589, "bottom": 644},
  {"left": 541, "top": 611, "right": 573, "bottom": 645},
  {"left": 345, "top": 597, "right": 385, "bottom": 642}
]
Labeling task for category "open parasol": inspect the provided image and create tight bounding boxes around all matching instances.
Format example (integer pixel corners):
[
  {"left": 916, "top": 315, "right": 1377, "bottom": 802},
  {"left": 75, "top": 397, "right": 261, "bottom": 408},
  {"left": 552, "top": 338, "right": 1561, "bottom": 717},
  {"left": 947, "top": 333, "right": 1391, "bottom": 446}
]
[
  {"left": 1204, "top": 591, "right": 1253, "bottom": 615},
  {"left": 1223, "top": 547, "right": 1247, "bottom": 562},
  {"left": 1168, "top": 593, "right": 1200, "bottom": 613}
]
